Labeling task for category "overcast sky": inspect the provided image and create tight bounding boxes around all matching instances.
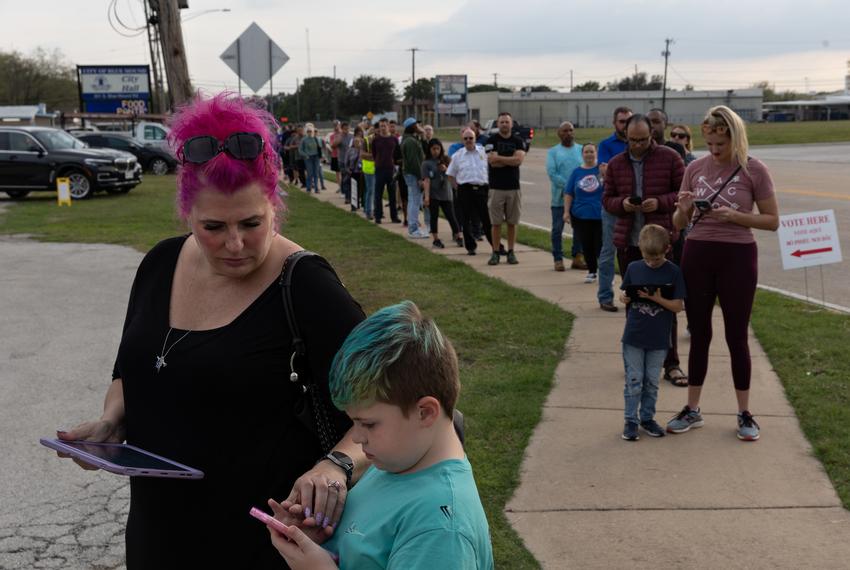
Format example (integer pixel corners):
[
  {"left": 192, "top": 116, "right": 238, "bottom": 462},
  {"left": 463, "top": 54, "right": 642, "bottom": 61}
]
[{"left": 2, "top": 0, "right": 849, "bottom": 96}]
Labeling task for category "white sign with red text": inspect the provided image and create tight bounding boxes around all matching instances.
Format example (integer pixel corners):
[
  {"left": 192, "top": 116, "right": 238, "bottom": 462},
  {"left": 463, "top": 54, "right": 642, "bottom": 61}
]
[{"left": 777, "top": 209, "right": 842, "bottom": 270}]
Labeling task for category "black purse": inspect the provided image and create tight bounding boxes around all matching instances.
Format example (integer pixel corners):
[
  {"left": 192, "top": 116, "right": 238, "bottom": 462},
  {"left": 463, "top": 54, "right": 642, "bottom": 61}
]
[{"left": 279, "top": 250, "right": 342, "bottom": 455}]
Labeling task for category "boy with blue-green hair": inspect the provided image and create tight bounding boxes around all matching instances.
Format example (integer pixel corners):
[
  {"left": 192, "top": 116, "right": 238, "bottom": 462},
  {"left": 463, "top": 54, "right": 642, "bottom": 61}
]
[{"left": 265, "top": 301, "right": 494, "bottom": 570}]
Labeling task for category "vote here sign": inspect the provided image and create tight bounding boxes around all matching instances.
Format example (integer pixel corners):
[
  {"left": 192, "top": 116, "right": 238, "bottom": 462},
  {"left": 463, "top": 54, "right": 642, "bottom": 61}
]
[{"left": 777, "top": 209, "right": 842, "bottom": 270}]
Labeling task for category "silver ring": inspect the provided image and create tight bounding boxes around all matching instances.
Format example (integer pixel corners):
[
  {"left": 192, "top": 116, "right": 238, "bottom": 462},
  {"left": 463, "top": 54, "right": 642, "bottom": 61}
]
[{"left": 327, "top": 480, "right": 341, "bottom": 491}]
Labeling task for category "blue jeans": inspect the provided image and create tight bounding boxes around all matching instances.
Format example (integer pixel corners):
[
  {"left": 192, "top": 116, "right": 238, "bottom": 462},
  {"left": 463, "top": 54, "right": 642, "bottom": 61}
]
[
  {"left": 404, "top": 174, "right": 424, "bottom": 234},
  {"left": 304, "top": 155, "right": 321, "bottom": 193},
  {"left": 597, "top": 209, "right": 617, "bottom": 304},
  {"left": 363, "top": 173, "right": 375, "bottom": 217},
  {"left": 551, "top": 206, "right": 565, "bottom": 262},
  {"left": 622, "top": 344, "right": 666, "bottom": 424}
]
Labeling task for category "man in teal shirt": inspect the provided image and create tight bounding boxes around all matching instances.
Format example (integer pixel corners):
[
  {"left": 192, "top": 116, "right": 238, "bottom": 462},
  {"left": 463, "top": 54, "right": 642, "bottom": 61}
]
[{"left": 545, "top": 121, "right": 584, "bottom": 271}]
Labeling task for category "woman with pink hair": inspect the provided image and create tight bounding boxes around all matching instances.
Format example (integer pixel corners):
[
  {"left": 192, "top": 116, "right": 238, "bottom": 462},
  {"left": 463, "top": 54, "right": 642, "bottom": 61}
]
[{"left": 57, "top": 93, "right": 367, "bottom": 568}]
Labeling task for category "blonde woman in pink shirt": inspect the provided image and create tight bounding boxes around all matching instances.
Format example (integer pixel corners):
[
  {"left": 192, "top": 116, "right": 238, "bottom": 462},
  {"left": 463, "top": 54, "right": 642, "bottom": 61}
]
[{"left": 666, "top": 106, "right": 779, "bottom": 442}]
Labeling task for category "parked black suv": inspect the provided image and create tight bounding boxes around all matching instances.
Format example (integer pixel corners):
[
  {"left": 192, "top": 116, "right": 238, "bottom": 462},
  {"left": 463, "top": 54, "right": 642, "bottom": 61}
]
[
  {"left": 75, "top": 132, "right": 177, "bottom": 176},
  {"left": 0, "top": 126, "right": 142, "bottom": 199}
]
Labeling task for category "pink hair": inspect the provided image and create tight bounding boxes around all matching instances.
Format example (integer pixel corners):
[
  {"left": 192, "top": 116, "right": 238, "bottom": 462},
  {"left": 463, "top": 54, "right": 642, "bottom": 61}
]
[{"left": 168, "top": 93, "right": 283, "bottom": 219}]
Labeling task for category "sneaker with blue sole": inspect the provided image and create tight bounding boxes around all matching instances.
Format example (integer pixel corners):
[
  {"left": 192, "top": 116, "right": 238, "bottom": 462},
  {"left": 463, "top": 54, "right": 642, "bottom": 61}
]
[
  {"left": 666, "top": 405, "right": 704, "bottom": 434},
  {"left": 737, "top": 410, "right": 760, "bottom": 441}
]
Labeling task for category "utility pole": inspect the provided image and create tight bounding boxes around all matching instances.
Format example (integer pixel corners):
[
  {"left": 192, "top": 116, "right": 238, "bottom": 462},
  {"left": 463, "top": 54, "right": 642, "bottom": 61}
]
[
  {"left": 570, "top": 70, "right": 573, "bottom": 92},
  {"left": 661, "top": 38, "right": 673, "bottom": 111},
  {"left": 143, "top": 0, "right": 165, "bottom": 113},
  {"left": 408, "top": 47, "right": 418, "bottom": 117},
  {"left": 493, "top": 73, "right": 498, "bottom": 88},
  {"left": 306, "top": 28, "right": 312, "bottom": 78},
  {"left": 156, "top": 0, "right": 193, "bottom": 108},
  {"left": 332, "top": 65, "right": 337, "bottom": 120},
  {"left": 295, "top": 77, "right": 301, "bottom": 122}
]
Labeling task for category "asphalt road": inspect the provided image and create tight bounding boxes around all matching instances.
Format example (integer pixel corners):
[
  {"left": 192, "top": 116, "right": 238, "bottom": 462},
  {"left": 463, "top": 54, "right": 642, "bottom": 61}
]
[
  {"left": 0, "top": 236, "right": 139, "bottom": 569},
  {"left": 516, "top": 142, "right": 850, "bottom": 309}
]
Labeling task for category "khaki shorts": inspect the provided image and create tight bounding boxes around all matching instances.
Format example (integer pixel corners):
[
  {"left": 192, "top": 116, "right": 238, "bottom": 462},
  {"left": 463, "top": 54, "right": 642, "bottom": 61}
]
[{"left": 488, "top": 189, "right": 522, "bottom": 225}]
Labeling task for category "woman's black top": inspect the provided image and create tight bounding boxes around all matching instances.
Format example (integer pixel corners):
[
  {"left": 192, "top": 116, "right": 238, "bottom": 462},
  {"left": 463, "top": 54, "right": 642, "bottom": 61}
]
[{"left": 112, "top": 235, "right": 364, "bottom": 569}]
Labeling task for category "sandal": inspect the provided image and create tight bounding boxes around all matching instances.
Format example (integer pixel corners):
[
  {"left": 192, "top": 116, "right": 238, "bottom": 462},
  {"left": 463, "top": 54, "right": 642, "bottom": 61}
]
[{"left": 664, "top": 366, "right": 689, "bottom": 387}]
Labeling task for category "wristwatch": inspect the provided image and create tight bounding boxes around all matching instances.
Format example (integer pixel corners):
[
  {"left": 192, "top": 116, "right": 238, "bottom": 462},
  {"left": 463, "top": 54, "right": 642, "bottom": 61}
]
[{"left": 317, "top": 451, "right": 354, "bottom": 489}]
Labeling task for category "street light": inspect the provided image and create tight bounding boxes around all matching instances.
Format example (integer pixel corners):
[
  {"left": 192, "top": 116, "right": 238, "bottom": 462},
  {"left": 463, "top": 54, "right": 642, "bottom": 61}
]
[{"left": 182, "top": 8, "right": 231, "bottom": 22}]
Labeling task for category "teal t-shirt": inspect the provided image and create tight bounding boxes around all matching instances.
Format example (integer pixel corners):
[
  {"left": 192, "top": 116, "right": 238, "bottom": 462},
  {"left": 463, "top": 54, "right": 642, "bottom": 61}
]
[{"left": 323, "top": 457, "right": 493, "bottom": 570}]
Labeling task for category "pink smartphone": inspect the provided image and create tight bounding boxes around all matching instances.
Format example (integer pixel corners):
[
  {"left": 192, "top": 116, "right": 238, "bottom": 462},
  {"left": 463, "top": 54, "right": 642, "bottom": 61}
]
[{"left": 249, "top": 507, "right": 290, "bottom": 534}]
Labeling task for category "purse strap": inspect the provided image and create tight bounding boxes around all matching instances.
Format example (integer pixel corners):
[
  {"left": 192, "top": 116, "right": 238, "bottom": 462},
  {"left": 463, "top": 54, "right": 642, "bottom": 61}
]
[
  {"left": 279, "top": 250, "right": 340, "bottom": 454},
  {"left": 689, "top": 163, "right": 743, "bottom": 230}
]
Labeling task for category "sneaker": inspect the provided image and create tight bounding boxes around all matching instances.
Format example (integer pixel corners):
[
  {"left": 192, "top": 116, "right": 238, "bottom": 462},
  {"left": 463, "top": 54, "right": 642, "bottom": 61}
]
[
  {"left": 666, "top": 406, "right": 704, "bottom": 434},
  {"left": 599, "top": 302, "right": 619, "bottom": 313},
  {"left": 622, "top": 422, "right": 639, "bottom": 441},
  {"left": 432, "top": 239, "right": 445, "bottom": 249},
  {"left": 467, "top": 250, "right": 477, "bottom": 256},
  {"left": 408, "top": 231, "right": 429, "bottom": 239},
  {"left": 375, "top": 218, "right": 382, "bottom": 225},
  {"left": 487, "top": 252, "right": 500, "bottom": 266},
  {"left": 584, "top": 272, "right": 597, "bottom": 283},
  {"left": 737, "top": 411, "right": 760, "bottom": 441},
  {"left": 498, "top": 244, "right": 508, "bottom": 256},
  {"left": 506, "top": 250, "right": 518, "bottom": 265},
  {"left": 455, "top": 236, "right": 464, "bottom": 247},
  {"left": 402, "top": 220, "right": 408, "bottom": 227},
  {"left": 554, "top": 260, "right": 565, "bottom": 272},
  {"left": 391, "top": 218, "right": 402, "bottom": 224},
  {"left": 640, "top": 419, "right": 666, "bottom": 438}
]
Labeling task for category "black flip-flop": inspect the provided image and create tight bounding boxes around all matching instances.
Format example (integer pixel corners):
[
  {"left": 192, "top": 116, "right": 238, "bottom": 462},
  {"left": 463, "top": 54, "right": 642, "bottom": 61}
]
[{"left": 664, "top": 367, "right": 689, "bottom": 387}]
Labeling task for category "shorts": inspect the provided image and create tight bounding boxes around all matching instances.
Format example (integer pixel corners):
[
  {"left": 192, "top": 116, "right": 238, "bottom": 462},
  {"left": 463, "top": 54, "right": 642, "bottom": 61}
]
[
  {"left": 330, "top": 157, "right": 340, "bottom": 172},
  {"left": 489, "top": 189, "right": 522, "bottom": 225}
]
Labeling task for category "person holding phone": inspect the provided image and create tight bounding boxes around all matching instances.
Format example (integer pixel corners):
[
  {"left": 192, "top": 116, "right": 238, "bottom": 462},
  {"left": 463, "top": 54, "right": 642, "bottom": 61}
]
[
  {"left": 667, "top": 105, "right": 779, "bottom": 441},
  {"left": 56, "top": 93, "right": 368, "bottom": 569}
]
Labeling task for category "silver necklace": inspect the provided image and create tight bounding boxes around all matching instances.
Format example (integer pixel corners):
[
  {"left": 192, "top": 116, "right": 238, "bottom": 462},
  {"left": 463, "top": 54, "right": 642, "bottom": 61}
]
[{"left": 154, "top": 327, "right": 192, "bottom": 372}]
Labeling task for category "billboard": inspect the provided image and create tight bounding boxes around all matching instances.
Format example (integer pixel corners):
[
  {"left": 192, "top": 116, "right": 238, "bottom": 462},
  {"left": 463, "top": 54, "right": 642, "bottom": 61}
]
[
  {"left": 77, "top": 65, "right": 152, "bottom": 114},
  {"left": 435, "top": 75, "right": 468, "bottom": 115}
]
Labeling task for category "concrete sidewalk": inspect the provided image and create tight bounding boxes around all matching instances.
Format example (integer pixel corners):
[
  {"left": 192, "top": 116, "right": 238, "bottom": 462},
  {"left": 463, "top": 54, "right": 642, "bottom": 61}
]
[{"left": 311, "top": 184, "right": 850, "bottom": 568}]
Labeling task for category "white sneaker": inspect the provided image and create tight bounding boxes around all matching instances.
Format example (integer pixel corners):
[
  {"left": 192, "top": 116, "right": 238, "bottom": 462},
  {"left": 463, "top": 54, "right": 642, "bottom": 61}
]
[
  {"left": 584, "top": 272, "right": 597, "bottom": 283},
  {"left": 409, "top": 230, "right": 429, "bottom": 239}
]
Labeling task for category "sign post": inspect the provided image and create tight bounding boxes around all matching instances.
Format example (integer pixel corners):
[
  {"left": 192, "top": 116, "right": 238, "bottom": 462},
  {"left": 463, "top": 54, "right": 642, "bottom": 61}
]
[
  {"left": 777, "top": 209, "right": 843, "bottom": 305},
  {"left": 435, "top": 75, "right": 468, "bottom": 128}
]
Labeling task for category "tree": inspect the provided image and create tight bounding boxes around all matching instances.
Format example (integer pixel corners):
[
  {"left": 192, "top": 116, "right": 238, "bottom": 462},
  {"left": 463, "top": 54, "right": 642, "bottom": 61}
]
[
  {"left": 346, "top": 75, "right": 396, "bottom": 116},
  {"left": 606, "top": 72, "right": 663, "bottom": 91},
  {"left": 403, "top": 77, "right": 434, "bottom": 102},
  {"left": 525, "top": 84, "right": 554, "bottom": 92},
  {"left": 750, "top": 80, "right": 813, "bottom": 102},
  {"left": 468, "top": 84, "right": 511, "bottom": 93},
  {"left": 0, "top": 48, "right": 78, "bottom": 111},
  {"left": 295, "top": 76, "right": 351, "bottom": 121},
  {"left": 572, "top": 81, "right": 601, "bottom": 92}
]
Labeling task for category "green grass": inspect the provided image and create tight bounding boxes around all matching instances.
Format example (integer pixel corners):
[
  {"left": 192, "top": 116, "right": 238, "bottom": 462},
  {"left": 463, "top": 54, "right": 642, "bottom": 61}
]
[
  {"left": 438, "top": 120, "right": 850, "bottom": 151},
  {"left": 750, "top": 291, "right": 850, "bottom": 506},
  {"left": 0, "top": 178, "right": 574, "bottom": 568}
]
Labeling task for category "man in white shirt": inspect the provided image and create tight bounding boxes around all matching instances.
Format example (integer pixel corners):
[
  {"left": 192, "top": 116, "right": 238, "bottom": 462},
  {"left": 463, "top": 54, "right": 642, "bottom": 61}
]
[{"left": 447, "top": 128, "right": 494, "bottom": 255}]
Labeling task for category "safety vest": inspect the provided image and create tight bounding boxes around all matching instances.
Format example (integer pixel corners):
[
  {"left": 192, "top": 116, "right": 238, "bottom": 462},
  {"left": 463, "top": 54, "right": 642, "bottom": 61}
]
[{"left": 362, "top": 135, "right": 375, "bottom": 175}]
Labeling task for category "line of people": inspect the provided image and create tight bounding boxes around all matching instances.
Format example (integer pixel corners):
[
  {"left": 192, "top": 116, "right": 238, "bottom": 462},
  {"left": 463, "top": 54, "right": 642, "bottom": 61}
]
[
  {"left": 545, "top": 105, "right": 779, "bottom": 442},
  {"left": 291, "top": 113, "right": 530, "bottom": 266}
]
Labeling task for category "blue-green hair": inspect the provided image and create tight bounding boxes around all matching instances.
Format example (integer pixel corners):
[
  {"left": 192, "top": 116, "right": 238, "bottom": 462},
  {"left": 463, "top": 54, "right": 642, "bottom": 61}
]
[{"left": 329, "top": 301, "right": 459, "bottom": 416}]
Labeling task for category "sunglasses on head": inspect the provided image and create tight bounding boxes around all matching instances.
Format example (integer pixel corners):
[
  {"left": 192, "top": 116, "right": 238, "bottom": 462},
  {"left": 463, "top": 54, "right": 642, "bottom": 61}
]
[{"left": 181, "top": 132, "right": 265, "bottom": 164}]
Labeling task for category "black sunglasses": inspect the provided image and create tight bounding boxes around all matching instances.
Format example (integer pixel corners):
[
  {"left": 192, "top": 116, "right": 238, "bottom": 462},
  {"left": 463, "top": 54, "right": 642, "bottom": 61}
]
[{"left": 181, "top": 132, "right": 265, "bottom": 164}]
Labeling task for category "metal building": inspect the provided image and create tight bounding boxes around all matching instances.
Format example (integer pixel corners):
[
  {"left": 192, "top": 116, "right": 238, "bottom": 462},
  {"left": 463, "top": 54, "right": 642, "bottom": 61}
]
[{"left": 468, "top": 88, "right": 764, "bottom": 128}]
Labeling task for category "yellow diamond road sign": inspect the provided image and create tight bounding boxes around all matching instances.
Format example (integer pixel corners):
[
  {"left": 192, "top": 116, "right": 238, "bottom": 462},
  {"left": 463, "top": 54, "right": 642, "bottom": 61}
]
[{"left": 220, "top": 22, "right": 289, "bottom": 93}]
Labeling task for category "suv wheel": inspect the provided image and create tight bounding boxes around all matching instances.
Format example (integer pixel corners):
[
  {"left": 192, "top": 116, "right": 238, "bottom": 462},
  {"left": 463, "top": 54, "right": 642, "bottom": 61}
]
[
  {"left": 5, "top": 190, "right": 31, "bottom": 199},
  {"left": 149, "top": 158, "right": 169, "bottom": 176},
  {"left": 66, "top": 170, "right": 93, "bottom": 199}
]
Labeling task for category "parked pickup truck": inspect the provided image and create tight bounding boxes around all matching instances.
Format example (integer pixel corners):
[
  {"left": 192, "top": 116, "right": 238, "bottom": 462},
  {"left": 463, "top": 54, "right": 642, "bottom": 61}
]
[{"left": 482, "top": 119, "right": 534, "bottom": 149}]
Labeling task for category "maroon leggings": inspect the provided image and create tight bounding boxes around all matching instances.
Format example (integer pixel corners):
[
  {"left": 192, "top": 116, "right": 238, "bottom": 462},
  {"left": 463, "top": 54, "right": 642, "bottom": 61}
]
[{"left": 680, "top": 239, "right": 758, "bottom": 391}]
